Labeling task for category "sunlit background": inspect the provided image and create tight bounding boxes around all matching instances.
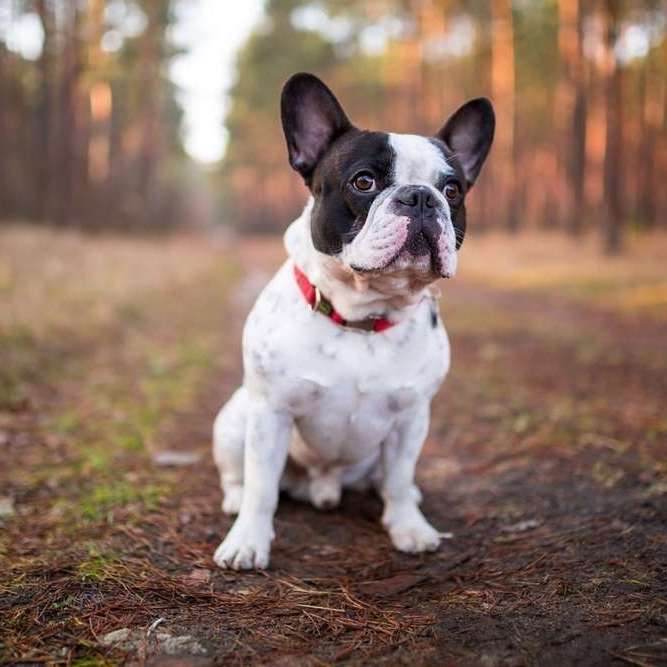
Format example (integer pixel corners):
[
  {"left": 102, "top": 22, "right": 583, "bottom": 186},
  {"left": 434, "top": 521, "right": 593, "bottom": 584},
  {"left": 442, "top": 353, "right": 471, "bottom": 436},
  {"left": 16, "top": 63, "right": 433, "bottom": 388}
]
[{"left": 0, "top": 0, "right": 665, "bottom": 250}]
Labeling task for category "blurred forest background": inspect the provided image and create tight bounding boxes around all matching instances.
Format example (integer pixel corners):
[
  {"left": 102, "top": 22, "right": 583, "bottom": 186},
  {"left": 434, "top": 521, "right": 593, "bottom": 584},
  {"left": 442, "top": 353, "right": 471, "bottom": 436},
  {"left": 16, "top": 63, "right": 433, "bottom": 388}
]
[
  {"left": 3, "top": 4, "right": 667, "bottom": 661},
  {"left": 0, "top": 0, "right": 665, "bottom": 251}
]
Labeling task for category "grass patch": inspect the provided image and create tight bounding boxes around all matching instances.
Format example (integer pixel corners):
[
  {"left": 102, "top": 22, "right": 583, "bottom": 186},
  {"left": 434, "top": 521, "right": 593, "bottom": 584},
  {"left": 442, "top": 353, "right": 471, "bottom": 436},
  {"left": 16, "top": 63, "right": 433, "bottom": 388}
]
[
  {"left": 77, "top": 481, "right": 164, "bottom": 522},
  {"left": 76, "top": 547, "right": 124, "bottom": 582},
  {"left": 0, "top": 325, "right": 38, "bottom": 409},
  {"left": 51, "top": 411, "right": 83, "bottom": 436}
]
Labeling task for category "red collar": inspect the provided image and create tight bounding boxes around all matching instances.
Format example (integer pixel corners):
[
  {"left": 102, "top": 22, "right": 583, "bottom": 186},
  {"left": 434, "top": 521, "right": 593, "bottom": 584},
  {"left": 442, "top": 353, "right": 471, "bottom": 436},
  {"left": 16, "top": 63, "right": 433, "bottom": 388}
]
[{"left": 293, "top": 264, "right": 394, "bottom": 333}]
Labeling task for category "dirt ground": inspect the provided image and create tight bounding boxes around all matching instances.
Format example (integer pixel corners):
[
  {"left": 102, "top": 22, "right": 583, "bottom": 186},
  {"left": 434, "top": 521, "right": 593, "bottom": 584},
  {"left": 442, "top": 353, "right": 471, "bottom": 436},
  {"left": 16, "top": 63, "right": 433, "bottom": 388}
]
[{"left": 1, "top": 226, "right": 666, "bottom": 666}]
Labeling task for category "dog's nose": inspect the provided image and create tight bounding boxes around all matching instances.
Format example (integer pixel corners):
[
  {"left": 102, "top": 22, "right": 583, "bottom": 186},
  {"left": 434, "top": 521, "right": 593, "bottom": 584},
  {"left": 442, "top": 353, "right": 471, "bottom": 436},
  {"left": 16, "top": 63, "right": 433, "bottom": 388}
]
[{"left": 395, "top": 185, "right": 436, "bottom": 212}]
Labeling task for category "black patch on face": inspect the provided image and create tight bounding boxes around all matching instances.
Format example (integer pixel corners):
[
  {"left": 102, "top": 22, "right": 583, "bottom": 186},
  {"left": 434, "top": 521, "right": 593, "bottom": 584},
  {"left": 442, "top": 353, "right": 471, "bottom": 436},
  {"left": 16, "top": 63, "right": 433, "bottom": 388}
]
[
  {"left": 429, "top": 138, "right": 469, "bottom": 249},
  {"left": 309, "top": 131, "right": 394, "bottom": 255}
]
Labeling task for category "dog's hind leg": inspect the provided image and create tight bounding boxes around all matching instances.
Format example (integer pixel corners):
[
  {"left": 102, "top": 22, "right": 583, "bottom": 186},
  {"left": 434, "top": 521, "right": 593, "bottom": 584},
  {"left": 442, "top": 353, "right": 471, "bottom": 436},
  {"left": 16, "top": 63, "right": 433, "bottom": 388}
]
[
  {"left": 213, "top": 387, "right": 247, "bottom": 515},
  {"left": 343, "top": 455, "right": 422, "bottom": 505}
]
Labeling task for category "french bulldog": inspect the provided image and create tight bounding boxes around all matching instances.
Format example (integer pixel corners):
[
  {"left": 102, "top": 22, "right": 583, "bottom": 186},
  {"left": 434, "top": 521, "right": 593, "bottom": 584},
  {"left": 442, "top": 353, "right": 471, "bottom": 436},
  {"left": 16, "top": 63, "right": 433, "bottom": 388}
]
[{"left": 212, "top": 73, "right": 494, "bottom": 570}]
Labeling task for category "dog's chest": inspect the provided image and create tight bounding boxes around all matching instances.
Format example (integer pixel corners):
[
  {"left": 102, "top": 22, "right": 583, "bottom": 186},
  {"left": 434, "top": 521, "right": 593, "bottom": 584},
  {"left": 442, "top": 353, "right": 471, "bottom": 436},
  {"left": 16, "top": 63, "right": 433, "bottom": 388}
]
[
  {"left": 243, "top": 262, "right": 450, "bottom": 461},
  {"left": 291, "top": 362, "right": 432, "bottom": 465}
]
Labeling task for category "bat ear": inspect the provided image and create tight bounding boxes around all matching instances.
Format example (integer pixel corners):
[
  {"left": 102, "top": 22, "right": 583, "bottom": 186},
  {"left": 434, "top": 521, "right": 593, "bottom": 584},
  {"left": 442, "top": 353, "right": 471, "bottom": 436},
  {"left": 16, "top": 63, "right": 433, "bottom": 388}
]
[
  {"left": 281, "top": 73, "right": 352, "bottom": 184},
  {"left": 437, "top": 97, "right": 495, "bottom": 187}
]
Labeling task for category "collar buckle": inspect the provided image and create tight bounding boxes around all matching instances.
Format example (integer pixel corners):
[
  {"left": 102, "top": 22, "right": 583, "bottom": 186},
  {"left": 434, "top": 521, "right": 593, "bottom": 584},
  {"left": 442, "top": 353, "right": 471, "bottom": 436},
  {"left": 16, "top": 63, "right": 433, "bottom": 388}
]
[{"left": 313, "top": 286, "right": 333, "bottom": 316}]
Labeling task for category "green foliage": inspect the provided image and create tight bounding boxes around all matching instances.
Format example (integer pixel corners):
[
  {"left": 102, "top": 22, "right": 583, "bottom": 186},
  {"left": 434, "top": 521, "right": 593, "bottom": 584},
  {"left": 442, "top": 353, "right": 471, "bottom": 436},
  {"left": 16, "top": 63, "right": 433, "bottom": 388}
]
[
  {"left": 77, "top": 481, "right": 163, "bottom": 522},
  {"left": 76, "top": 546, "right": 123, "bottom": 582},
  {"left": 0, "top": 326, "right": 36, "bottom": 409}
]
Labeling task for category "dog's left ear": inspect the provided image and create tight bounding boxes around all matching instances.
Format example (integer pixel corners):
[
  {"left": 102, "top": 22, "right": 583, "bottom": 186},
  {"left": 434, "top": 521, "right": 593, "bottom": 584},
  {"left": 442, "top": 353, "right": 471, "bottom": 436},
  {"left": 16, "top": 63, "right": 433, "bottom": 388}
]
[
  {"left": 437, "top": 98, "right": 495, "bottom": 188},
  {"left": 281, "top": 72, "right": 352, "bottom": 184}
]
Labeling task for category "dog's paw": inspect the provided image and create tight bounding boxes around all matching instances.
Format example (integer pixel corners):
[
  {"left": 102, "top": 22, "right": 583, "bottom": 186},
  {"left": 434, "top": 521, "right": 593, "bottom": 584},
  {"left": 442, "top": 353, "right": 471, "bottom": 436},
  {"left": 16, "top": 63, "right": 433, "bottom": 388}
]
[
  {"left": 213, "top": 519, "right": 273, "bottom": 570},
  {"left": 221, "top": 484, "right": 243, "bottom": 515},
  {"left": 383, "top": 505, "right": 440, "bottom": 554},
  {"left": 310, "top": 477, "right": 341, "bottom": 511}
]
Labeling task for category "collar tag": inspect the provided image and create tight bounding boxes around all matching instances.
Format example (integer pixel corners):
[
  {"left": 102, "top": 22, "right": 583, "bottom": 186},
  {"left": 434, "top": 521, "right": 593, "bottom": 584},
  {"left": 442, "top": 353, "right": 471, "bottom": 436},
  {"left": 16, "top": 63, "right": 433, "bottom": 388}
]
[{"left": 314, "top": 287, "right": 333, "bottom": 316}]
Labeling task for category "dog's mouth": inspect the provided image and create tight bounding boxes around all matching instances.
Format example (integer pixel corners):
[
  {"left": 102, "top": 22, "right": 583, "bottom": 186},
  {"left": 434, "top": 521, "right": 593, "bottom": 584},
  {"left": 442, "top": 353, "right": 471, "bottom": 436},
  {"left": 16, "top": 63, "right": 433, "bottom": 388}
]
[
  {"left": 404, "top": 218, "right": 447, "bottom": 276},
  {"left": 351, "top": 249, "right": 450, "bottom": 280},
  {"left": 344, "top": 207, "right": 456, "bottom": 280},
  {"left": 390, "top": 246, "right": 450, "bottom": 279},
  {"left": 350, "top": 229, "right": 450, "bottom": 279}
]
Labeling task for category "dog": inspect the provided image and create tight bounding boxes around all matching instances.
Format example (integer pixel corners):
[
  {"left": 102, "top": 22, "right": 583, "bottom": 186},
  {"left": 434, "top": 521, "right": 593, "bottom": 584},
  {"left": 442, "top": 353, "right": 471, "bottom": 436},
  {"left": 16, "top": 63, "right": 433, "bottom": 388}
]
[{"left": 212, "top": 73, "right": 494, "bottom": 570}]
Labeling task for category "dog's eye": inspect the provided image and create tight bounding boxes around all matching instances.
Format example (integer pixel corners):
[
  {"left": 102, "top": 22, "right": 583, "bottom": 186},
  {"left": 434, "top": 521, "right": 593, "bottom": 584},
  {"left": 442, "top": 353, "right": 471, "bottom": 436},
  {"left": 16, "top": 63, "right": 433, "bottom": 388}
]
[
  {"left": 352, "top": 173, "right": 376, "bottom": 192},
  {"left": 444, "top": 182, "right": 461, "bottom": 201}
]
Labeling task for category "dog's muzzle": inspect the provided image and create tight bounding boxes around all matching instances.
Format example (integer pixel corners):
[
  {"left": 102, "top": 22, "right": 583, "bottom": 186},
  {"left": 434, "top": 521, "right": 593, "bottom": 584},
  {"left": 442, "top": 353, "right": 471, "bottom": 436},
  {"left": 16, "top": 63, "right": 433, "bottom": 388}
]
[{"left": 391, "top": 185, "right": 447, "bottom": 272}]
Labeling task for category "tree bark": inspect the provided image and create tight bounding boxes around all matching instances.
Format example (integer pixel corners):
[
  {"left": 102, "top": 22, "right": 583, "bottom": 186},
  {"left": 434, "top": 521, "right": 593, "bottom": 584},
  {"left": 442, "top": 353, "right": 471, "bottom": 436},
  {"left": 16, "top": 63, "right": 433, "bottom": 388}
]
[
  {"left": 636, "top": 45, "right": 664, "bottom": 229},
  {"left": 35, "top": 0, "right": 54, "bottom": 222},
  {"left": 602, "top": 0, "right": 623, "bottom": 254},
  {"left": 490, "top": 0, "right": 517, "bottom": 231},
  {"left": 137, "top": 1, "right": 166, "bottom": 223},
  {"left": 53, "top": 3, "right": 82, "bottom": 226},
  {"left": 562, "top": 0, "right": 587, "bottom": 234}
]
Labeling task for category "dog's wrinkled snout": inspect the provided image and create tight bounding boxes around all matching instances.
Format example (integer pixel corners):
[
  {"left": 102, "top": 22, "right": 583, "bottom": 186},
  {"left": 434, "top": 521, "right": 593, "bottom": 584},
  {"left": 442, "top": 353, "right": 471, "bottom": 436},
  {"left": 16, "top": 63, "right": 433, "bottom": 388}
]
[
  {"left": 389, "top": 185, "right": 447, "bottom": 269},
  {"left": 395, "top": 185, "right": 436, "bottom": 213}
]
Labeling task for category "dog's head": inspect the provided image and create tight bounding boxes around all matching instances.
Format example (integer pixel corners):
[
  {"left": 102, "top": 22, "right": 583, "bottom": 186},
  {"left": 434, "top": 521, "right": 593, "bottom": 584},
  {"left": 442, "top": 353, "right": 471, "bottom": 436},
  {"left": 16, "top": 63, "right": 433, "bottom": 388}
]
[{"left": 281, "top": 73, "right": 494, "bottom": 283}]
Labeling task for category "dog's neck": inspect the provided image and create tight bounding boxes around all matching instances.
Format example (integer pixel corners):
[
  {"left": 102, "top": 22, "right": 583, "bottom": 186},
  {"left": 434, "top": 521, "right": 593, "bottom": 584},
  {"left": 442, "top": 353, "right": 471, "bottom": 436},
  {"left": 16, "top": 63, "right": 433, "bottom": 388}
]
[{"left": 284, "top": 198, "right": 439, "bottom": 322}]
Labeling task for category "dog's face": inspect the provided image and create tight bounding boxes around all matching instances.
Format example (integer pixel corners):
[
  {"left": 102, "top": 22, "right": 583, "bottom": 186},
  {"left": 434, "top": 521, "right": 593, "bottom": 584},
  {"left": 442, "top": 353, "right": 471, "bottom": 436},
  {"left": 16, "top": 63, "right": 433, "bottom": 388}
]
[{"left": 281, "top": 73, "right": 494, "bottom": 283}]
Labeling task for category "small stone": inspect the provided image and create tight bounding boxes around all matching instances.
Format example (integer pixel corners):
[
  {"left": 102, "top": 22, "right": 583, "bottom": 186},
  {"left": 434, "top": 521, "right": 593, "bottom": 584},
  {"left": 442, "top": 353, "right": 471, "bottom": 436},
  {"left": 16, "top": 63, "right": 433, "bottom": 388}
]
[
  {"left": 100, "top": 627, "right": 132, "bottom": 646},
  {"left": 501, "top": 519, "right": 540, "bottom": 533},
  {"left": 155, "top": 633, "right": 207, "bottom": 656},
  {"left": 0, "top": 497, "right": 15, "bottom": 518},
  {"left": 152, "top": 451, "right": 201, "bottom": 467}
]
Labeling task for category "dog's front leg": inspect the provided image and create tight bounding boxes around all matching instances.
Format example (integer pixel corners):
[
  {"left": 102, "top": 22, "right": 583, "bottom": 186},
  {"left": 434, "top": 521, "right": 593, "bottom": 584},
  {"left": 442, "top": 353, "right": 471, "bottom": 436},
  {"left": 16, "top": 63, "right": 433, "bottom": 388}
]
[
  {"left": 381, "top": 403, "right": 441, "bottom": 554},
  {"left": 213, "top": 400, "right": 292, "bottom": 570}
]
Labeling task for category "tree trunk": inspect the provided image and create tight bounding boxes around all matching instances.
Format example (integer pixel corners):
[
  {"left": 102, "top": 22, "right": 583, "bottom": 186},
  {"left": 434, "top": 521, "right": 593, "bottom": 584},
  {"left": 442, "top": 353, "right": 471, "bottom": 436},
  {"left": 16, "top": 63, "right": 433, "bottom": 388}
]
[
  {"left": 0, "top": 45, "right": 7, "bottom": 217},
  {"left": 35, "top": 0, "right": 54, "bottom": 222},
  {"left": 602, "top": 0, "right": 623, "bottom": 254},
  {"left": 636, "top": 46, "right": 664, "bottom": 229},
  {"left": 54, "top": 3, "right": 82, "bottom": 226},
  {"left": 584, "top": 6, "right": 607, "bottom": 233},
  {"left": 565, "top": 0, "right": 587, "bottom": 234},
  {"left": 490, "top": 0, "right": 517, "bottom": 231},
  {"left": 137, "top": 1, "right": 165, "bottom": 223},
  {"left": 419, "top": 0, "right": 448, "bottom": 133},
  {"left": 86, "top": 0, "right": 112, "bottom": 228}
]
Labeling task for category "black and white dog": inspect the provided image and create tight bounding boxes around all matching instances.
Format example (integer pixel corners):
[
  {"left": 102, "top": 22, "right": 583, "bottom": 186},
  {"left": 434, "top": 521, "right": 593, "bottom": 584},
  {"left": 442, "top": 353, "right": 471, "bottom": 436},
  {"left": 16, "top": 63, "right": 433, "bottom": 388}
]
[{"left": 213, "top": 73, "right": 494, "bottom": 570}]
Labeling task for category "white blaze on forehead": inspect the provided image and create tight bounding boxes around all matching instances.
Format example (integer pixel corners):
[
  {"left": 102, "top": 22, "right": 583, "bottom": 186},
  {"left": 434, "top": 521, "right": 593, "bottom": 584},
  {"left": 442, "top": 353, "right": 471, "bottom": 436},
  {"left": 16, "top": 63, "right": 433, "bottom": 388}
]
[{"left": 389, "top": 133, "right": 453, "bottom": 185}]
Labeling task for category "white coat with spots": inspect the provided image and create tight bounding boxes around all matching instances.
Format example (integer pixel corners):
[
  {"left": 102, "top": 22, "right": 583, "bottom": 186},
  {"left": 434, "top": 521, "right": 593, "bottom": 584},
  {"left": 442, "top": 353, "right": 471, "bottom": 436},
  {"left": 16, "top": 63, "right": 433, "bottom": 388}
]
[
  {"left": 211, "top": 74, "right": 494, "bottom": 570},
  {"left": 212, "top": 142, "right": 453, "bottom": 570}
]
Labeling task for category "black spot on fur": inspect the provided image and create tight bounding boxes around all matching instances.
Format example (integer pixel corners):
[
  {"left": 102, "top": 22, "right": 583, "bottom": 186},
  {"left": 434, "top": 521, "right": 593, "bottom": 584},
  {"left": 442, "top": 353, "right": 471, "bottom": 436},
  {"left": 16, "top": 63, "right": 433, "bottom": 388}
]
[
  {"left": 430, "top": 303, "right": 439, "bottom": 328},
  {"left": 309, "top": 131, "right": 393, "bottom": 255}
]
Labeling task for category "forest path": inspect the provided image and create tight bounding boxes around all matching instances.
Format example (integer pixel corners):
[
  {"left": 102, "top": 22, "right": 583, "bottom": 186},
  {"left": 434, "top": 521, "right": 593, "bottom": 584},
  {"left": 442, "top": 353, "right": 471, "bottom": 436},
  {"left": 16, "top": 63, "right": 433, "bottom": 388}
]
[{"left": 1, "top": 229, "right": 665, "bottom": 666}]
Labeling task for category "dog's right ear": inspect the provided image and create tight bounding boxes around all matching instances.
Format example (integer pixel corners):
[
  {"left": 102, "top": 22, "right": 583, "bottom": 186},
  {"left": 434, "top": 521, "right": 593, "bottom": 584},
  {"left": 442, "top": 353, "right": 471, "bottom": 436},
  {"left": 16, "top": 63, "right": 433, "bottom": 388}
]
[{"left": 281, "top": 73, "right": 352, "bottom": 184}]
